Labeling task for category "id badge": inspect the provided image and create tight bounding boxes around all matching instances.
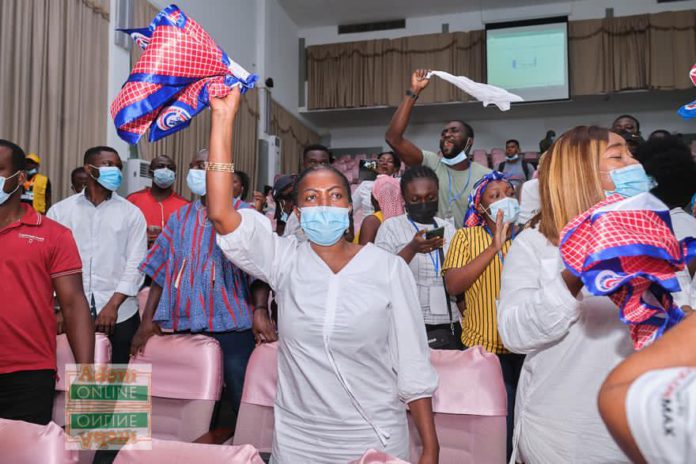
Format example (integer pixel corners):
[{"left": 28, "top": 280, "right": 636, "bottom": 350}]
[{"left": 429, "top": 285, "right": 449, "bottom": 315}]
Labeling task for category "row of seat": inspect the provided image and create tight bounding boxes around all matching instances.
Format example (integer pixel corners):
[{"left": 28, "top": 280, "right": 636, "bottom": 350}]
[{"left": 332, "top": 150, "right": 541, "bottom": 185}]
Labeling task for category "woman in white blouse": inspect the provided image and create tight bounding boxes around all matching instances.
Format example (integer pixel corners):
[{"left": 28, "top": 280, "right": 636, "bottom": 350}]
[
  {"left": 205, "top": 90, "right": 439, "bottom": 464},
  {"left": 497, "top": 126, "right": 674, "bottom": 463}
]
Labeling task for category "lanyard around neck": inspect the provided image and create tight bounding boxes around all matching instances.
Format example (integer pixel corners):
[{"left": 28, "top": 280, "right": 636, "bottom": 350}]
[
  {"left": 483, "top": 224, "right": 516, "bottom": 265},
  {"left": 408, "top": 218, "right": 440, "bottom": 275},
  {"left": 447, "top": 166, "right": 472, "bottom": 206}
]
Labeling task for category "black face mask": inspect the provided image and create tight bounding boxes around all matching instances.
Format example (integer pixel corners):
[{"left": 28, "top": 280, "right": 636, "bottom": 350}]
[{"left": 405, "top": 200, "right": 438, "bottom": 224}]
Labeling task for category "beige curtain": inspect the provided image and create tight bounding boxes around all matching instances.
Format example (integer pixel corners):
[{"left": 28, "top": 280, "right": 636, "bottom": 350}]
[
  {"left": 0, "top": 0, "right": 110, "bottom": 201},
  {"left": 269, "top": 100, "right": 320, "bottom": 174},
  {"left": 570, "top": 11, "right": 696, "bottom": 95},
  {"left": 138, "top": 88, "right": 260, "bottom": 198},
  {"left": 306, "top": 30, "right": 484, "bottom": 109}
]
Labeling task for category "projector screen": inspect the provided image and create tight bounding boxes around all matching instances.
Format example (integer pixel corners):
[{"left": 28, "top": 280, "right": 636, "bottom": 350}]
[{"left": 486, "top": 18, "right": 569, "bottom": 102}]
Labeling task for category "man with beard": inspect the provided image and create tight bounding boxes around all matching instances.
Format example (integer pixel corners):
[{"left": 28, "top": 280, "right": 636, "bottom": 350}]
[{"left": 386, "top": 69, "right": 491, "bottom": 227}]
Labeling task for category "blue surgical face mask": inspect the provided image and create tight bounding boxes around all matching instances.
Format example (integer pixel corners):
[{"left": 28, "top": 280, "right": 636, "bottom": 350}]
[
  {"left": 506, "top": 154, "right": 519, "bottom": 162},
  {"left": 90, "top": 165, "right": 122, "bottom": 192},
  {"left": 486, "top": 197, "right": 520, "bottom": 224},
  {"left": 440, "top": 137, "right": 472, "bottom": 167},
  {"left": 300, "top": 206, "right": 350, "bottom": 246},
  {"left": 604, "top": 164, "right": 656, "bottom": 198},
  {"left": 153, "top": 168, "right": 176, "bottom": 189},
  {"left": 0, "top": 171, "right": 21, "bottom": 205},
  {"left": 186, "top": 169, "right": 206, "bottom": 196},
  {"left": 280, "top": 210, "right": 289, "bottom": 223},
  {"left": 27, "top": 168, "right": 38, "bottom": 177}
]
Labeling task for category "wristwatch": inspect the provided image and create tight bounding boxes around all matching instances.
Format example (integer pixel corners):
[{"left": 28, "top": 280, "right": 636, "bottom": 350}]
[{"left": 406, "top": 89, "right": 419, "bottom": 101}]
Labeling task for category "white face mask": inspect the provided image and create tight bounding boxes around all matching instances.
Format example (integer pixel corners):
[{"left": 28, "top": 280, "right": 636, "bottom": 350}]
[
  {"left": 485, "top": 197, "right": 520, "bottom": 224},
  {"left": 0, "top": 171, "right": 21, "bottom": 205}
]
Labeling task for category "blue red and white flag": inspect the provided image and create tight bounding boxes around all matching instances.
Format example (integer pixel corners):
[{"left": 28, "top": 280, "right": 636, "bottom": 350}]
[
  {"left": 110, "top": 4, "right": 257, "bottom": 144},
  {"left": 560, "top": 193, "right": 696, "bottom": 349},
  {"left": 677, "top": 64, "right": 696, "bottom": 120}
]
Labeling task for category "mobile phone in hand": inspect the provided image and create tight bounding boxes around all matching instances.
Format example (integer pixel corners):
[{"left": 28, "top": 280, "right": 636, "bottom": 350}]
[{"left": 425, "top": 226, "right": 445, "bottom": 240}]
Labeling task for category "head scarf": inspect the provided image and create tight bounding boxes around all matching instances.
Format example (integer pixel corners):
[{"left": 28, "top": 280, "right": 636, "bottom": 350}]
[
  {"left": 560, "top": 192, "right": 696, "bottom": 349},
  {"left": 463, "top": 171, "right": 512, "bottom": 227},
  {"left": 372, "top": 175, "right": 404, "bottom": 220},
  {"left": 111, "top": 5, "right": 257, "bottom": 144}
]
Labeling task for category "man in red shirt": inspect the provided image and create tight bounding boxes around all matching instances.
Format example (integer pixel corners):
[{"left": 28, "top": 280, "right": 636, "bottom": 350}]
[
  {"left": 0, "top": 139, "right": 94, "bottom": 425},
  {"left": 128, "top": 155, "right": 188, "bottom": 247}
]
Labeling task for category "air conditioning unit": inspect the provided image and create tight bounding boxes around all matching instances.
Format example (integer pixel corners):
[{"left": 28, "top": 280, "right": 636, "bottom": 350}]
[
  {"left": 257, "top": 135, "right": 282, "bottom": 189},
  {"left": 122, "top": 158, "right": 152, "bottom": 196}
]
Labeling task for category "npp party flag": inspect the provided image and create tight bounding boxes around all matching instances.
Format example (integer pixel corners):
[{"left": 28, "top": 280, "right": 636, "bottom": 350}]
[
  {"left": 560, "top": 193, "right": 696, "bottom": 350},
  {"left": 425, "top": 71, "right": 523, "bottom": 111},
  {"left": 677, "top": 64, "right": 696, "bottom": 120},
  {"left": 111, "top": 4, "right": 257, "bottom": 144}
]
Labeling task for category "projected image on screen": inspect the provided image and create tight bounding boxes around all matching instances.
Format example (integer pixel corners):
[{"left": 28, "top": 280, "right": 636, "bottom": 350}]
[{"left": 486, "top": 20, "right": 569, "bottom": 102}]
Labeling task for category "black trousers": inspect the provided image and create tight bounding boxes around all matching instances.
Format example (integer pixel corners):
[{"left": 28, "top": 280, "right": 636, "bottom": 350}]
[
  {"left": 0, "top": 369, "right": 55, "bottom": 425},
  {"left": 108, "top": 312, "right": 140, "bottom": 364},
  {"left": 497, "top": 352, "right": 526, "bottom": 462}
]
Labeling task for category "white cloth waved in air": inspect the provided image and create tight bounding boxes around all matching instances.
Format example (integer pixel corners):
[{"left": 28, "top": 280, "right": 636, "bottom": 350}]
[{"left": 426, "top": 70, "right": 524, "bottom": 111}]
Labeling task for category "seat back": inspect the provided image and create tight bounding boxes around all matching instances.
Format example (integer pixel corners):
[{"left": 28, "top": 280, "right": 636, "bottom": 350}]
[
  {"left": 0, "top": 419, "right": 78, "bottom": 464},
  {"left": 349, "top": 449, "right": 409, "bottom": 463},
  {"left": 408, "top": 347, "right": 507, "bottom": 464},
  {"left": 132, "top": 334, "right": 223, "bottom": 442},
  {"left": 489, "top": 148, "right": 506, "bottom": 169},
  {"left": 53, "top": 334, "right": 112, "bottom": 426},
  {"left": 233, "top": 342, "right": 278, "bottom": 453},
  {"left": 114, "top": 439, "right": 264, "bottom": 464},
  {"left": 472, "top": 149, "right": 489, "bottom": 168}
]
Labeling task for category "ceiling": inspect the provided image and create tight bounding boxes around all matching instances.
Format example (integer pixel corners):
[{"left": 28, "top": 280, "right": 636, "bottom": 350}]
[{"left": 278, "top": 0, "right": 574, "bottom": 28}]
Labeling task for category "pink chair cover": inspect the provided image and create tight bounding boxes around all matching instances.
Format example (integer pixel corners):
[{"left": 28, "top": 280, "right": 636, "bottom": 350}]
[
  {"left": 349, "top": 449, "right": 410, "bottom": 464},
  {"left": 472, "top": 149, "right": 490, "bottom": 168},
  {"left": 232, "top": 403, "right": 274, "bottom": 453},
  {"left": 430, "top": 346, "right": 506, "bottom": 416},
  {"left": 114, "top": 439, "right": 264, "bottom": 464},
  {"left": 240, "top": 342, "right": 278, "bottom": 407},
  {"left": 131, "top": 334, "right": 223, "bottom": 400},
  {"left": 55, "top": 334, "right": 111, "bottom": 390},
  {"left": 0, "top": 419, "right": 78, "bottom": 464},
  {"left": 490, "top": 148, "right": 506, "bottom": 168},
  {"left": 137, "top": 287, "right": 150, "bottom": 319}
]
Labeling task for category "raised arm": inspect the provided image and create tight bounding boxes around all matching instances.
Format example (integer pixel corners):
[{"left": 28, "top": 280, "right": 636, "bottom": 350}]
[
  {"left": 497, "top": 233, "right": 582, "bottom": 354},
  {"left": 207, "top": 88, "right": 243, "bottom": 235},
  {"left": 599, "top": 312, "right": 696, "bottom": 464},
  {"left": 385, "top": 69, "right": 430, "bottom": 167}
]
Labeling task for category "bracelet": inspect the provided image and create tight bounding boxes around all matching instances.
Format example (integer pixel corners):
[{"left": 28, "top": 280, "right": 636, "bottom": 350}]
[
  {"left": 405, "top": 89, "right": 419, "bottom": 101},
  {"left": 254, "top": 306, "right": 269, "bottom": 312},
  {"left": 205, "top": 162, "right": 235, "bottom": 173}
]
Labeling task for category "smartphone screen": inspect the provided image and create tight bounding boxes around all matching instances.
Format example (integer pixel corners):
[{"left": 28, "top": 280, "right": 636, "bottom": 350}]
[{"left": 425, "top": 226, "right": 445, "bottom": 240}]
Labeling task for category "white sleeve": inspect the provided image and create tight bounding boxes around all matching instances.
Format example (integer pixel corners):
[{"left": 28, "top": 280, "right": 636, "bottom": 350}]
[
  {"left": 388, "top": 256, "right": 438, "bottom": 403},
  {"left": 115, "top": 208, "right": 146, "bottom": 296},
  {"left": 626, "top": 368, "right": 696, "bottom": 464},
  {"left": 442, "top": 220, "right": 456, "bottom": 256},
  {"left": 692, "top": 274, "right": 696, "bottom": 308},
  {"left": 497, "top": 231, "right": 581, "bottom": 354},
  {"left": 216, "top": 209, "right": 295, "bottom": 289},
  {"left": 374, "top": 220, "right": 398, "bottom": 254},
  {"left": 353, "top": 182, "right": 368, "bottom": 214}
]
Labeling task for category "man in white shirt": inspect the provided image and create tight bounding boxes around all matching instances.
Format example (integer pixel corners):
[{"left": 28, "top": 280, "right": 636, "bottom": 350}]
[{"left": 48, "top": 146, "right": 146, "bottom": 364}]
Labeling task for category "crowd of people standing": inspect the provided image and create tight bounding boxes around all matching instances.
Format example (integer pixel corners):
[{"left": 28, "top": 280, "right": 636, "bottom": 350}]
[{"left": 1, "top": 68, "right": 696, "bottom": 463}]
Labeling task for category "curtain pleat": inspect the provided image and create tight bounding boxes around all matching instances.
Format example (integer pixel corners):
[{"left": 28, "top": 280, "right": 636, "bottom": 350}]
[
  {"left": 307, "top": 12, "right": 696, "bottom": 109},
  {"left": 0, "top": 0, "right": 109, "bottom": 201},
  {"left": 269, "top": 100, "right": 320, "bottom": 174}
]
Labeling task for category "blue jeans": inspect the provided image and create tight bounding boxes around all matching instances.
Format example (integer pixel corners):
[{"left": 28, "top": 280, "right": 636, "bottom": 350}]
[{"left": 208, "top": 330, "right": 255, "bottom": 417}]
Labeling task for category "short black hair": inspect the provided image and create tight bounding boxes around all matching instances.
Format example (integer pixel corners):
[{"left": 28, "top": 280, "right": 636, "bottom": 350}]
[
  {"left": 293, "top": 164, "right": 352, "bottom": 204},
  {"left": 613, "top": 114, "right": 640, "bottom": 132},
  {"left": 84, "top": 146, "right": 119, "bottom": 165},
  {"left": 648, "top": 129, "right": 672, "bottom": 141},
  {"left": 400, "top": 165, "right": 439, "bottom": 198},
  {"left": 635, "top": 136, "right": 696, "bottom": 208},
  {"left": 0, "top": 139, "right": 26, "bottom": 172},
  {"left": 448, "top": 120, "right": 475, "bottom": 140},
  {"left": 233, "top": 170, "right": 251, "bottom": 201},
  {"left": 71, "top": 166, "right": 86, "bottom": 181},
  {"left": 506, "top": 139, "right": 520, "bottom": 147},
  {"left": 377, "top": 150, "right": 401, "bottom": 171},
  {"left": 303, "top": 144, "right": 331, "bottom": 159}
]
